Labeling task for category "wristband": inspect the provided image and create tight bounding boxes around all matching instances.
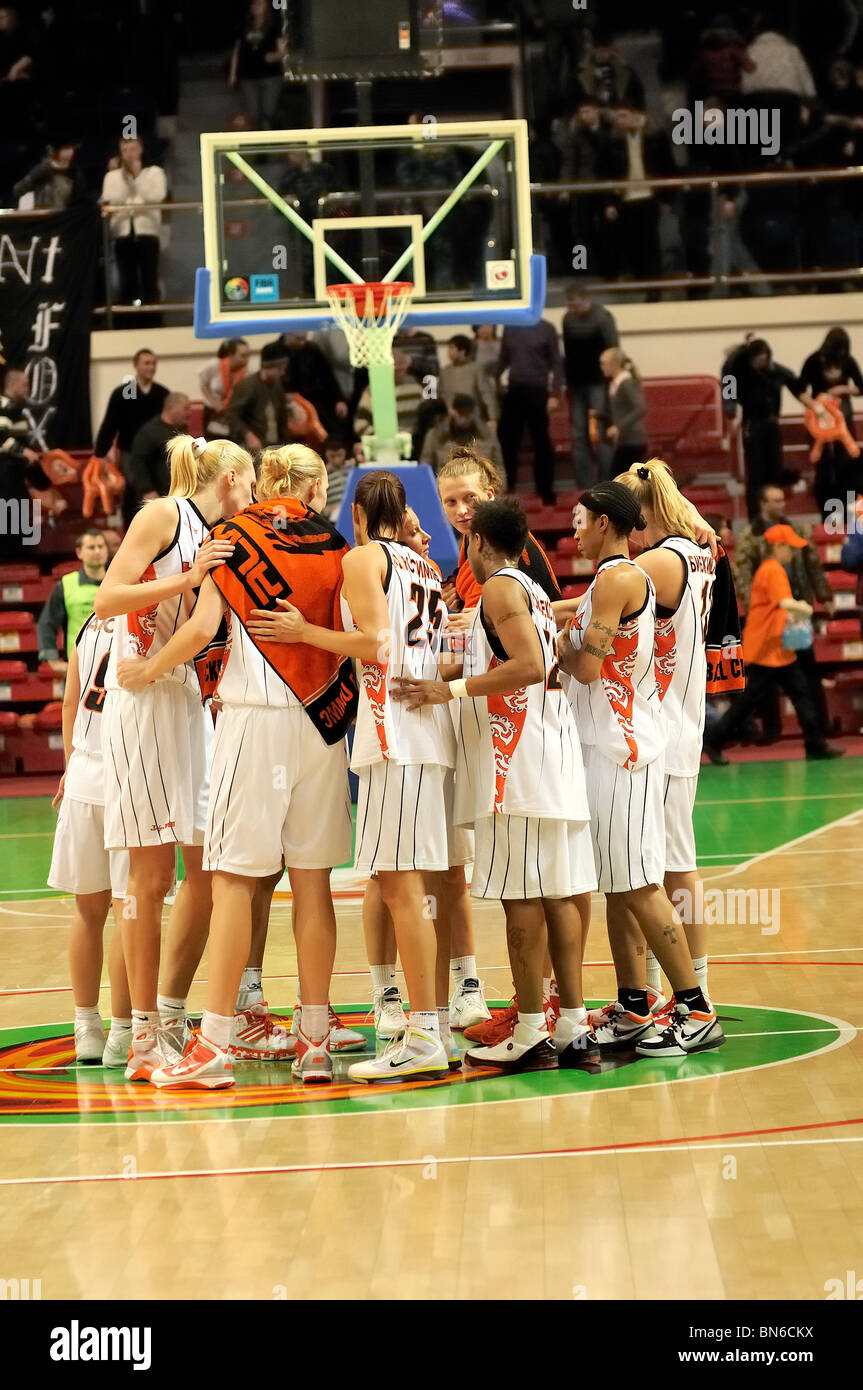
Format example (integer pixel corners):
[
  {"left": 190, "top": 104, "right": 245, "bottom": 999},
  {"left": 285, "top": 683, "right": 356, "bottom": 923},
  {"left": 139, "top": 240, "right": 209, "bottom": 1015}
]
[{"left": 448, "top": 678, "right": 468, "bottom": 699}]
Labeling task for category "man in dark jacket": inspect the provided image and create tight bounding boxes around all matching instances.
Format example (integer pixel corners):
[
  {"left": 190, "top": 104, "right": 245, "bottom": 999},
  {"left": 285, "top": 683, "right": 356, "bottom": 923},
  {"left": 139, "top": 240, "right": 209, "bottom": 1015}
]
[
  {"left": 228, "top": 342, "right": 288, "bottom": 450},
  {"left": 267, "top": 331, "right": 349, "bottom": 437},
  {"left": 126, "top": 393, "right": 190, "bottom": 507},
  {"left": 93, "top": 348, "right": 169, "bottom": 524},
  {"left": 496, "top": 320, "right": 564, "bottom": 503},
  {"left": 562, "top": 287, "right": 618, "bottom": 484}
]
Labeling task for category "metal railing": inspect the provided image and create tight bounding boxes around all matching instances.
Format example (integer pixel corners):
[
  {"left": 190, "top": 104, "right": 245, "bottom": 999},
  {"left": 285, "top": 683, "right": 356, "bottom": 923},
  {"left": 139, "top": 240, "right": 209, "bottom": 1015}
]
[{"left": 4, "top": 162, "right": 863, "bottom": 326}]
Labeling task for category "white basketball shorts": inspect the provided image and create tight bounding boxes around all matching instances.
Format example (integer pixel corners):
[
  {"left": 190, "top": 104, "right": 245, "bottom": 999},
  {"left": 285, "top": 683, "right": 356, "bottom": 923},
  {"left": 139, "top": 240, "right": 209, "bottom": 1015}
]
[
  {"left": 48, "top": 797, "right": 129, "bottom": 897},
  {"left": 582, "top": 744, "right": 666, "bottom": 894},
  {"left": 354, "top": 762, "right": 456, "bottom": 875},
  {"left": 103, "top": 681, "right": 211, "bottom": 849},
  {"left": 204, "top": 704, "right": 352, "bottom": 876},
  {"left": 663, "top": 773, "right": 698, "bottom": 873},
  {"left": 471, "top": 814, "right": 596, "bottom": 900}
]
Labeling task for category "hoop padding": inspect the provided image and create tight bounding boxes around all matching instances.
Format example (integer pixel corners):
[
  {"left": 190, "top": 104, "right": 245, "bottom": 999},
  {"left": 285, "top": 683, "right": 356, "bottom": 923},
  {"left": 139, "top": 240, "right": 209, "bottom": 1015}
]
[{"left": 326, "top": 282, "right": 414, "bottom": 368}]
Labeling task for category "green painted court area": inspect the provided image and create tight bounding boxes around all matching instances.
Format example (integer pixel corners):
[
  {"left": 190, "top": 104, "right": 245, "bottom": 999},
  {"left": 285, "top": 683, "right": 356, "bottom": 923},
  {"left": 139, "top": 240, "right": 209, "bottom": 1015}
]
[{"left": 0, "top": 756, "right": 861, "bottom": 897}]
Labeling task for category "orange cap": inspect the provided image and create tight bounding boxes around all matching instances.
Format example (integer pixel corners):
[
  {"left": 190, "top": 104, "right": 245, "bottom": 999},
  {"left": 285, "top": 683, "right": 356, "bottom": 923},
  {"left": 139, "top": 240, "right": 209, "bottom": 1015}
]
[{"left": 764, "top": 523, "right": 807, "bottom": 548}]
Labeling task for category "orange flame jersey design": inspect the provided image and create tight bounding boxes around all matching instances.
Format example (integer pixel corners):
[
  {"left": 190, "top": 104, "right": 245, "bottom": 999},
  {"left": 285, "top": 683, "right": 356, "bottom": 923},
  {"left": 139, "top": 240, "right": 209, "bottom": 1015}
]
[
  {"left": 486, "top": 657, "right": 530, "bottom": 812},
  {"left": 125, "top": 562, "right": 158, "bottom": 657},
  {"left": 361, "top": 661, "right": 390, "bottom": 758},
  {"left": 653, "top": 614, "right": 677, "bottom": 704},
  {"left": 600, "top": 616, "right": 640, "bottom": 770}
]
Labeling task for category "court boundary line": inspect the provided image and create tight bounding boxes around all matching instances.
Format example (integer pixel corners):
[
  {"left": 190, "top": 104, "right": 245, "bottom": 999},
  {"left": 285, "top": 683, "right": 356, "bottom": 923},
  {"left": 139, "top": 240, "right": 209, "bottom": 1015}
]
[
  {"left": 707, "top": 806, "right": 863, "bottom": 883},
  {"left": 0, "top": 1006, "right": 853, "bottom": 1129}
]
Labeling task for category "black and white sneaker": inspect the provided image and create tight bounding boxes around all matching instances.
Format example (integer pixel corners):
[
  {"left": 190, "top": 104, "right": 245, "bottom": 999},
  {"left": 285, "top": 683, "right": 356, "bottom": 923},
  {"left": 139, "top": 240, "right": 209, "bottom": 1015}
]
[
  {"left": 635, "top": 1002, "right": 725, "bottom": 1058},
  {"left": 552, "top": 1016, "right": 599, "bottom": 1066},
  {"left": 593, "top": 1001, "right": 658, "bottom": 1051}
]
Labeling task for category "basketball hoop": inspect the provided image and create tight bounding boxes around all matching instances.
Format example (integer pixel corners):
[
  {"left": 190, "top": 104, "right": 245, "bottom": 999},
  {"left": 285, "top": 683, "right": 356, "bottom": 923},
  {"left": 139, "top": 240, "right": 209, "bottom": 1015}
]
[{"left": 326, "top": 281, "right": 414, "bottom": 369}]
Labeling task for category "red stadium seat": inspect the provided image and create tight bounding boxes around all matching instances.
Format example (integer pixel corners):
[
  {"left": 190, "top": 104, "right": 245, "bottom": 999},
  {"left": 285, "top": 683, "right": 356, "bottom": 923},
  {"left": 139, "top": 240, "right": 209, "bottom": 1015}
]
[
  {"left": 0, "top": 564, "right": 40, "bottom": 584},
  {"left": 0, "top": 660, "right": 27, "bottom": 679}
]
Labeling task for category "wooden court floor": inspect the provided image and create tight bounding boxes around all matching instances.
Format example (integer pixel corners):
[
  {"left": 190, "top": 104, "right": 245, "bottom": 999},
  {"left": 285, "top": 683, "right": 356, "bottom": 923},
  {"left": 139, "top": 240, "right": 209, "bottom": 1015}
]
[{"left": 1, "top": 760, "right": 862, "bottom": 1302}]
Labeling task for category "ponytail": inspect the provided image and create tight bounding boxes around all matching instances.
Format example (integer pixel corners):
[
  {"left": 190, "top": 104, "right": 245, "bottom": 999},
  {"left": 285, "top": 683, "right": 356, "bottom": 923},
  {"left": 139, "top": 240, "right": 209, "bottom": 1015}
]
[
  {"left": 602, "top": 345, "right": 640, "bottom": 384},
  {"left": 353, "top": 470, "right": 406, "bottom": 539},
  {"left": 616, "top": 457, "right": 696, "bottom": 541},
  {"left": 167, "top": 434, "right": 253, "bottom": 499},
  {"left": 258, "top": 443, "right": 326, "bottom": 502},
  {"left": 436, "top": 444, "right": 504, "bottom": 495}
]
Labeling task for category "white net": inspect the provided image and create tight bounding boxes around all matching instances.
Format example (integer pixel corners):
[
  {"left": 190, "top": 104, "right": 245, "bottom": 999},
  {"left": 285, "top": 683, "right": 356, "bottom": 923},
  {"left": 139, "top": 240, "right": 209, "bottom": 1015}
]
[{"left": 326, "top": 282, "right": 414, "bottom": 368}]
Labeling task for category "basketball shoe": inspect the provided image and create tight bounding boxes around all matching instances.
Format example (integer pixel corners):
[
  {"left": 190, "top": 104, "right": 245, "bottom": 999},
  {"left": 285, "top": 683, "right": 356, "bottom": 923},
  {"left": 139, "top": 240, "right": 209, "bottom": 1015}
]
[
  {"left": 589, "top": 987, "right": 667, "bottom": 1030},
  {"left": 552, "top": 1016, "right": 599, "bottom": 1066},
  {"left": 372, "top": 985, "right": 407, "bottom": 1040},
  {"left": 124, "top": 1024, "right": 163, "bottom": 1082},
  {"left": 592, "top": 1001, "right": 658, "bottom": 1051},
  {"left": 231, "top": 1001, "right": 296, "bottom": 1060},
  {"left": 466, "top": 1018, "right": 558, "bottom": 1074},
  {"left": 646, "top": 983, "right": 669, "bottom": 1014},
  {"left": 544, "top": 992, "right": 560, "bottom": 1036},
  {"left": 449, "top": 977, "right": 491, "bottom": 1029},
  {"left": 348, "top": 1026, "right": 449, "bottom": 1083},
  {"left": 150, "top": 1032, "right": 234, "bottom": 1089},
  {"left": 102, "top": 1023, "right": 132, "bottom": 1068},
  {"left": 292, "top": 1002, "right": 365, "bottom": 1052},
  {"left": 74, "top": 1014, "right": 105, "bottom": 1064},
  {"left": 463, "top": 998, "right": 518, "bottom": 1045},
  {"left": 634, "top": 1002, "right": 724, "bottom": 1057},
  {"left": 156, "top": 1012, "right": 189, "bottom": 1066},
  {"left": 291, "top": 1029, "right": 333, "bottom": 1084}
]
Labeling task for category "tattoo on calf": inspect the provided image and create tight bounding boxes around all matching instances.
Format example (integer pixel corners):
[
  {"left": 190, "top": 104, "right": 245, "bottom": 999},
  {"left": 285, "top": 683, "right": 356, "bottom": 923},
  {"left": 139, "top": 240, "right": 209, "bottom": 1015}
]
[{"left": 663, "top": 924, "right": 678, "bottom": 944}]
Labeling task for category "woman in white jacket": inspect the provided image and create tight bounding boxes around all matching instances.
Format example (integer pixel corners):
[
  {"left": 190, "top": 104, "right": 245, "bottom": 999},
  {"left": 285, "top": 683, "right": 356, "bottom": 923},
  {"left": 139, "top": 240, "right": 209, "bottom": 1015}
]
[{"left": 101, "top": 138, "right": 167, "bottom": 306}]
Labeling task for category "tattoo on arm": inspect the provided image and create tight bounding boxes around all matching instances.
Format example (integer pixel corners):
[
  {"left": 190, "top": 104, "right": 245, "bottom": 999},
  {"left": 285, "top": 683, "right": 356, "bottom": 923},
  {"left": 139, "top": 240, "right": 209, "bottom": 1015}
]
[
  {"left": 493, "top": 609, "right": 529, "bottom": 627},
  {"left": 584, "top": 642, "right": 608, "bottom": 659},
  {"left": 589, "top": 620, "right": 616, "bottom": 638}
]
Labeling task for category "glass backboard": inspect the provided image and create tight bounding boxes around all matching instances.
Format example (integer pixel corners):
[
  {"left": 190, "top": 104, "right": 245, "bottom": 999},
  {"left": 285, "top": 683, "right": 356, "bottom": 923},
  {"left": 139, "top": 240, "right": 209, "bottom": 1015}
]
[{"left": 195, "top": 119, "right": 545, "bottom": 338}]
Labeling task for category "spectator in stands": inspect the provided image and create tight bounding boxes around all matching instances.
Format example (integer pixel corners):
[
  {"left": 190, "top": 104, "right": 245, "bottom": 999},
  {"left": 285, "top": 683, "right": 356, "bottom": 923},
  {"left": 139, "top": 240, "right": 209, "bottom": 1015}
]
[
  {"left": 705, "top": 525, "right": 842, "bottom": 763},
  {"left": 322, "top": 438, "right": 356, "bottom": 521},
  {"left": 688, "top": 16, "right": 755, "bottom": 101},
  {"left": 37, "top": 529, "right": 108, "bottom": 674},
  {"left": 394, "top": 325, "right": 440, "bottom": 386},
  {"left": 101, "top": 137, "right": 167, "bottom": 306},
  {"left": 553, "top": 101, "right": 615, "bottom": 275},
  {"left": 0, "top": 5, "right": 31, "bottom": 84},
  {"left": 354, "top": 350, "right": 423, "bottom": 450},
  {"left": 126, "top": 393, "right": 190, "bottom": 508},
  {"left": 682, "top": 103, "right": 768, "bottom": 296},
  {"left": 227, "top": 341, "right": 288, "bottom": 451},
  {"left": 575, "top": 31, "right": 644, "bottom": 109},
  {"left": 562, "top": 286, "right": 618, "bottom": 484},
  {"left": 735, "top": 483, "right": 834, "bottom": 738},
  {"left": 601, "top": 105, "right": 675, "bottom": 291},
  {"left": 12, "top": 142, "right": 87, "bottom": 209},
  {"left": 472, "top": 324, "right": 499, "bottom": 380},
  {"left": 599, "top": 346, "right": 648, "bottom": 476},
  {"left": 309, "top": 326, "right": 354, "bottom": 408},
  {"left": 420, "top": 394, "right": 503, "bottom": 474},
  {"left": 227, "top": 0, "right": 285, "bottom": 130},
  {"left": 198, "top": 338, "right": 250, "bottom": 438},
  {"left": 0, "top": 368, "right": 54, "bottom": 552},
  {"left": 93, "top": 349, "right": 168, "bottom": 523},
  {"left": 439, "top": 335, "right": 498, "bottom": 422},
  {"left": 496, "top": 319, "right": 563, "bottom": 503},
  {"left": 267, "top": 330, "right": 349, "bottom": 439},
  {"left": 798, "top": 327, "right": 863, "bottom": 511},
  {"left": 722, "top": 338, "right": 824, "bottom": 515},
  {"left": 741, "top": 11, "right": 817, "bottom": 146}
]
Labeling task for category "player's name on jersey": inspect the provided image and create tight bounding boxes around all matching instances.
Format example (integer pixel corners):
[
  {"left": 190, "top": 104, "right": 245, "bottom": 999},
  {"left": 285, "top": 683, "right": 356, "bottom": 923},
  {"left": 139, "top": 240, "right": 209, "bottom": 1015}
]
[
  {"left": 688, "top": 553, "right": 716, "bottom": 575},
  {"left": 390, "top": 548, "right": 440, "bottom": 584}
]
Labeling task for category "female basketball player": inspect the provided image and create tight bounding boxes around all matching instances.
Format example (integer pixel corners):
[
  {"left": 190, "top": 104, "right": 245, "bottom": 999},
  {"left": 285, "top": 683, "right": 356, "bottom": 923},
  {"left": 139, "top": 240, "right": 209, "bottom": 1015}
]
[
  {"left": 260, "top": 471, "right": 457, "bottom": 1082},
  {"left": 560, "top": 481, "right": 724, "bottom": 1057},
  {"left": 617, "top": 459, "right": 716, "bottom": 1008},
  {"left": 49, "top": 614, "right": 131, "bottom": 1065},
  {"left": 95, "top": 434, "right": 255, "bottom": 1080},
  {"left": 117, "top": 443, "right": 357, "bottom": 1088}
]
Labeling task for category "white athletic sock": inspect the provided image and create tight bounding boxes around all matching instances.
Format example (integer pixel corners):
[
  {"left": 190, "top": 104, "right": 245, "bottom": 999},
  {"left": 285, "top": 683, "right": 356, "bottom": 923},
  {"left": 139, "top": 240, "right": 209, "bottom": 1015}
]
[
  {"left": 157, "top": 994, "right": 185, "bottom": 1022},
  {"left": 436, "top": 1006, "right": 452, "bottom": 1046},
  {"left": 692, "top": 955, "right": 709, "bottom": 996},
  {"left": 236, "top": 967, "right": 263, "bottom": 1010},
  {"left": 131, "top": 1010, "right": 159, "bottom": 1047},
  {"left": 410, "top": 1010, "right": 440, "bottom": 1038},
  {"left": 302, "top": 1003, "right": 329, "bottom": 1043},
  {"left": 201, "top": 1011, "right": 233, "bottom": 1051},
  {"left": 371, "top": 963, "right": 397, "bottom": 994},
  {"left": 560, "top": 1006, "right": 587, "bottom": 1026},
  {"left": 74, "top": 1006, "right": 101, "bottom": 1022},
  {"left": 645, "top": 950, "right": 661, "bottom": 993},
  {"left": 451, "top": 955, "right": 477, "bottom": 989},
  {"left": 542, "top": 977, "right": 553, "bottom": 1003},
  {"left": 518, "top": 1010, "right": 546, "bottom": 1033},
  {"left": 109, "top": 1017, "right": 132, "bottom": 1032}
]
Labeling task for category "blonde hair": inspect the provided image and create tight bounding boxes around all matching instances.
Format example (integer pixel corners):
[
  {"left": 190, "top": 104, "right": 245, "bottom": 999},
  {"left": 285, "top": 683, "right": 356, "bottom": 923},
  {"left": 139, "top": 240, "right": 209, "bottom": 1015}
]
[
  {"left": 617, "top": 457, "right": 696, "bottom": 541},
  {"left": 167, "top": 435, "right": 253, "bottom": 499},
  {"left": 436, "top": 444, "right": 504, "bottom": 495},
  {"left": 257, "top": 443, "right": 326, "bottom": 501},
  {"left": 601, "top": 345, "right": 640, "bottom": 384}
]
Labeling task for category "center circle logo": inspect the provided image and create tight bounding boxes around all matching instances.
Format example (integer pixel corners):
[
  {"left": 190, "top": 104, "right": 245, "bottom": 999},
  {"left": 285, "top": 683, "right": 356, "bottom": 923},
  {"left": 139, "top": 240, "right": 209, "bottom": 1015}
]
[{"left": 0, "top": 1004, "right": 849, "bottom": 1126}]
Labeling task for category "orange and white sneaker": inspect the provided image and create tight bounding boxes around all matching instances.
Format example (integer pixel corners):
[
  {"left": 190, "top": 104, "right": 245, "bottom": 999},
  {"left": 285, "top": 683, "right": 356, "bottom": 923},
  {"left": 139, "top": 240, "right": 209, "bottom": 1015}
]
[
  {"left": 463, "top": 999, "right": 518, "bottom": 1045},
  {"left": 544, "top": 993, "right": 560, "bottom": 1036},
  {"left": 124, "top": 1028, "right": 161, "bottom": 1082},
  {"left": 291, "top": 1029, "right": 333, "bottom": 1084},
  {"left": 635, "top": 1002, "right": 724, "bottom": 1057},
  {"left": 292, "top": 1002, "right": 365, "bottom": 1053},
  {"left": 230, "top": 1001, "right": 296, "bottom": 1060},
  {"left": 592, "top": 1001, "right": 658, "bottom": 1052},
  {"left": 646, "top": 983, "right": 669, "bottom": 1014},
  {"left": 151, "top": 1033, "right": 234, "bottom": 1089}
]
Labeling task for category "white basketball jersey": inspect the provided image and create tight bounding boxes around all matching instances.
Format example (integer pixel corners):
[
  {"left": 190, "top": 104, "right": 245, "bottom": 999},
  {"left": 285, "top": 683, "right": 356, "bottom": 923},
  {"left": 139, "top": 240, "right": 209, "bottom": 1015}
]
[
  {"left": 349, "top": 540, "right": 456, "bottom": 770},
  {"left": 455, "top": 568, "right": 589, "bottom": 825},
  {"left": 653, "top": 536, "right": 715, "bottom": 777},
  {"left": 215, "top": 616, "right": 302, "bottom": 711},
  {"left": 64, "top": 614, "right": 115, "bottom": 805},
  {"left": 106, "top": 497, "right": 210, "bottom": 696},
  {"left": 568, "top": 555, "right": 665, "bottom": 771}
]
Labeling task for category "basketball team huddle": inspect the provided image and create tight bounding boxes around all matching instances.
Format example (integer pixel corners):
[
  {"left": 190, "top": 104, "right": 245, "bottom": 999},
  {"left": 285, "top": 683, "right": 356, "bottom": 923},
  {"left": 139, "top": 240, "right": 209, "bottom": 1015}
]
[{"left": 49, "top": 433, "right": 726, "bottom": 1089}]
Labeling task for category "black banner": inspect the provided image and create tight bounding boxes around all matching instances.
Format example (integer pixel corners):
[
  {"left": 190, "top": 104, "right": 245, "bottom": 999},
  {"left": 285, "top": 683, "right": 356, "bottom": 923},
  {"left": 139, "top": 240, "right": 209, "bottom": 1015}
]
[{"left": 0, "top": 204, "right": 99, "bottom": 450}]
